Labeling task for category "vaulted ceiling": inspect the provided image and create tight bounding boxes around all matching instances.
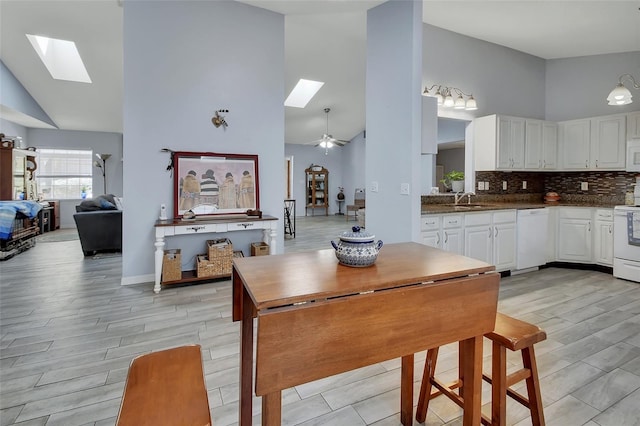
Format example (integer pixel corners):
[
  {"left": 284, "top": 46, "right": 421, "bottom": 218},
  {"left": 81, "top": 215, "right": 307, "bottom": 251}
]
[{"left": 1, "top": 1, "right": 638, "bottom": 145}]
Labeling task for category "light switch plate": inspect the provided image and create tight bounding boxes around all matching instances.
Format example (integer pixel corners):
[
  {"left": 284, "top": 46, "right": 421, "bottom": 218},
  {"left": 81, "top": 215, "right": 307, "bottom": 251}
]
[
  {"left": 478, "top": 181, "right": 485, "bottom": 190},
  {"left": 581, "top": 182, "right": 588, "bottom": 191},
  {"left": 484, "top": 181, "right": 489, "bottom": 190},
  {"left": 400, "top": 183, "right": 410, "bottom": 195},
  {"left": 522, "top": 181, "right": 527, "bottom": 189},
  {"left": 502, "top": 181, "right": 507, "bottom": 190},
  {"left": 371, "top": 181, "right": 379, "bottom": 193}
]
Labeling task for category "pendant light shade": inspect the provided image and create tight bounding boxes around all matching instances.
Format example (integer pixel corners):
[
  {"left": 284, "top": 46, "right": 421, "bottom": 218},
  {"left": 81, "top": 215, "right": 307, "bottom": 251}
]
[{"left": 607, "top": 74, "right": 638, "bottom": 106}]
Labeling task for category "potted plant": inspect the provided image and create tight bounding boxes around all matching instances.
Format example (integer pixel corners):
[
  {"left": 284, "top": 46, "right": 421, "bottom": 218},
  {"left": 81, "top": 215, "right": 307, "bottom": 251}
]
[{"left": 441, "top": 170, "right": 465, "bottom": 193}]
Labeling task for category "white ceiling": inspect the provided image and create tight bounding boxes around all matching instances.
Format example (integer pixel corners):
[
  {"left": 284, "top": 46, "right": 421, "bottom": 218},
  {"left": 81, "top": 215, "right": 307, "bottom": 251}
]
[{"left": 1, "top": 0, "right": 639, "bottom": 145}]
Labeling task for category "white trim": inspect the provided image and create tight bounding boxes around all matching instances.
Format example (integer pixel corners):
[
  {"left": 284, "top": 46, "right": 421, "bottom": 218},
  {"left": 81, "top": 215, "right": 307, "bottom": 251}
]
[{"left": 121, "top": 274, "right": 154, "bottom": 286}]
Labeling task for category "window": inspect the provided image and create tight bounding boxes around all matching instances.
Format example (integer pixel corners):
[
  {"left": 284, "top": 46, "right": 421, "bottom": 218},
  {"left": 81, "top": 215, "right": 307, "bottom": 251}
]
[{"left": 36, "top": 149, "right": 93, "bottom": 199}]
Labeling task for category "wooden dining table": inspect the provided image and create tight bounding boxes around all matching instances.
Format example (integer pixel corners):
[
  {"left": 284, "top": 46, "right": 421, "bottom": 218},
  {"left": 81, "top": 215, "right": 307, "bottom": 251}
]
[{"left": 232, "top": 242, "right": 499, "bottom": 426}]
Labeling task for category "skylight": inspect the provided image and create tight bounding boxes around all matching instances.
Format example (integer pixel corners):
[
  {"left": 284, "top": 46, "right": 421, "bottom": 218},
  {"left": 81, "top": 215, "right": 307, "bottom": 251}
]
[
  {"left": 284, "top": 79, "right": 324, "bottom": 108},
  {"left": 26, "top": 34, "right": 92, "bottom": 83}
]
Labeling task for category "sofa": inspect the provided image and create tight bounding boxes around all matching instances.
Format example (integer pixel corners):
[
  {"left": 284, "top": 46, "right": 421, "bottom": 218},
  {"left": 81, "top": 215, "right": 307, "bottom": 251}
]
[{"left": 73, "top": 194, "right": 122, "bottom": 256}]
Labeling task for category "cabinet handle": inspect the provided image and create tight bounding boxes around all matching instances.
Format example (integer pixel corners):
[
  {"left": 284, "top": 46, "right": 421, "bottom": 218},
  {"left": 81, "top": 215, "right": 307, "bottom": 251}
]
[
  {"left": 542, "top": 160, "right": 546, "bottom": 168},
  {"left": 436, "top": 232, "right": 440, "bottom": 245},
  {"left": 444, "top": 231, "right": 448, "bottom": 244},
  {"left": 489, "top": 227, "right": 493, "bottom": 237},
  {"left": 495, "top": 227, "right": 499, "bottom": 237},
  {"left": 585, "top": 160, "right": 588, "bottom": 168},
  {"left": 609, "top": 224, "right": 612, "bottom": 234},
  {"left": 595, "top": 159, "right": 598, "bottom": 168},
  {"left": 588, "top": 221, "right": 591, "bottom": 232}
]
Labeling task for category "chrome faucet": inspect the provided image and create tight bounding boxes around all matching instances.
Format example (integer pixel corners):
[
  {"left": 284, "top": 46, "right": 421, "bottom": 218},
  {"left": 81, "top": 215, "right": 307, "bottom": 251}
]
[{"left": 454, "top": 192, "right": 475, "bottom": 205}]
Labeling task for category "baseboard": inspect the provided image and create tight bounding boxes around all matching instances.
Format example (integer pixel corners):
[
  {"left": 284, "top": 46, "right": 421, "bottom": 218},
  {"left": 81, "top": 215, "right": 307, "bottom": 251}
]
[
  {"left": 511, "top": 267, "right": 540, "bottom": 276},
  {"left": 543, "top": 262, "right": 613, "bottom": 275},
  {"left": 121, "top": 273, "right": 154, "bottom": 286}
]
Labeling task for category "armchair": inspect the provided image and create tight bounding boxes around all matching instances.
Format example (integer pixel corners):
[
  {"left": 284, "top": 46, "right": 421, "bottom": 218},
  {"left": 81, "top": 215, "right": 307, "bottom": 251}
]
[{"left": 346, "top": 188, "right": 365, "bottom": 221}]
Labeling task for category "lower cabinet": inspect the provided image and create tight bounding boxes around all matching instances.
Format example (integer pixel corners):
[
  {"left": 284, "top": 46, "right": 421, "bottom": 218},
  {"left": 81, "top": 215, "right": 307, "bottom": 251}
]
[
  {"left": 557, "top": 208, "right": 592, "bottom": 263},
  {"left": 420, "top": 214, "right": 463, "bottom": 254},
  {"left": 593, "top": 209, "right": 614, "bottom": 266},
  {"left": 464, "top": 210, "right": 516, "bottom": 272}
]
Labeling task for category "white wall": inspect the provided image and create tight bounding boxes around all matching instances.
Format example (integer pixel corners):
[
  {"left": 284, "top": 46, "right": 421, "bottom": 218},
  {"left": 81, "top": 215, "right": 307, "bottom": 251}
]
[
  {"left": 123, "top": 1, "right": 284, "bottom": 283},
  {"left": 423, "top": 24, "right": 547, "bottom": 121},
  {"left": 341, "top": 131, "right": 366, "bottom": 206},
  {"left": 0, "top": 118, "right": 27, "bottom": 142},
  {"left": 23, "top": 128, "right": 123, "bottom": 228},
  {"left": 284, "top": 143, "right": 344, "bottom": 216},
  {"left": 545, "top": 51, "right": 640, "bottom": 121}
]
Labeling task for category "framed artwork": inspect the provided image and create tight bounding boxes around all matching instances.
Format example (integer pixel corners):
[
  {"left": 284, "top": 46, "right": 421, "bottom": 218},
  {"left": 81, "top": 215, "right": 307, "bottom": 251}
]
[{"left": 173, "top": 151, "right": 259, "bottom": 218}]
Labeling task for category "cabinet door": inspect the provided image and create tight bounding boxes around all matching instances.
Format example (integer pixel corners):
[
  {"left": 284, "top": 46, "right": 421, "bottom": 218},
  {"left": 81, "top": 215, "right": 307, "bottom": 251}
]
[
  {"left": 557, "top": 218, "right": 592, "bottom": 262},
  {"left": 541, "top": 122, "right": 558, "bottom": 169},
  {"left": 591, "top": 115, "right": 626, "bottom": 170},
  {"left": 593, "top": 219, "right": 613, "bottom": 266},
  {"left": 421, "top": 230, "right": 441, "bottom": 249},
  {"left": 442, "top": 228, "right": 463, "bottom": 254},
  {"left": 497, "top": 116, "right": 513, "bottom": 169},
  {"left": 524, "top": 119, "right": 543, "bottom": 169},
  {"left": 627, "top": 111, "right": 640, "bottom": 140},
  {"left": 464, "top": 225, "right": 492, "bottom": 264},
  {"left": 560, "top": 119, "right": 590, "bottom": 169},
  {"left": 510, "top": 118, "right": 526, "bottom": 169},
  {"left": 493, "top": 223, "right": 516, "bottom": 271}
]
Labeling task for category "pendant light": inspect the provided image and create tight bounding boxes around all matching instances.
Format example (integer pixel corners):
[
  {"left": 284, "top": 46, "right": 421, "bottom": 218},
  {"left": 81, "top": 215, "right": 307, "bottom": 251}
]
[{"left": 607, "top": 74, "right": 638, "bottom": 106}]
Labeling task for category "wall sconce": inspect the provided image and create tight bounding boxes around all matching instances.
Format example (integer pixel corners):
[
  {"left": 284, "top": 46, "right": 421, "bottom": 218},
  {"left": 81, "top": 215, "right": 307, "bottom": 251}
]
[
  {"left": 423, "top": 84, "right": 478, "bottom": 111},
  {"left": 94, "top": 153, "right": 112, "bottom": 195},
  {"left": 607, "top": 74, "right": 639, "bottom": 105}
]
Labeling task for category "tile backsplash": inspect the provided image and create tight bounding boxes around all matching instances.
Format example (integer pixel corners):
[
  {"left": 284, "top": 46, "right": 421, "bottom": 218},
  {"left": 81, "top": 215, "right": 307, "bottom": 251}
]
[{"left": 474, "top": 170, "right": 638, "bottom": 204}]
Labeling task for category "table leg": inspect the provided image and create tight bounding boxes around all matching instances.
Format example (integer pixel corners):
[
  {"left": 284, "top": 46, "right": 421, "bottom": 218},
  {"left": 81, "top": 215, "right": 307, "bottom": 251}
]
[
  {"left": 262, "top": 391, "right": 282, "bottom": 425},
  {"left": 240, "top": 285, "right": 254, "bottom": 426},
  {"left": 400, "top": 354, "right": 414, "bottom": 426},
  {"left": 153, "top": 236, "right": 165, "bottom": 293},
  {"left": 460, "top": 336, "right": 483, "bottom": 426}
]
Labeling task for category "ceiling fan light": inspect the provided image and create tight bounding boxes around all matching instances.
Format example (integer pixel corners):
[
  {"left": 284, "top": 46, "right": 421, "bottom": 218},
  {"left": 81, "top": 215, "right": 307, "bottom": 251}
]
[
  {"left": 454, "top": 95, "right": 466, "bottom": 109},
  {"left": 443, "top": 95, "right": 454, "bottom": 107},
  {"left": 607, "top": 83, "right": 632, "bottom": 105},
  {"left": 435, "top": 93, "right": 444, "bottom": 105},
  {"left": 465, "top": 96, "right": 478, "bottom": 110}
]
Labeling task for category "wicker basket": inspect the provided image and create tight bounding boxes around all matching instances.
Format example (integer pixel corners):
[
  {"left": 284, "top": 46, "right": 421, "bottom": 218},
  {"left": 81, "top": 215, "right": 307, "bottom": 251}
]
[
  {"left": 162, "top": 249, "right": 182, "bottom": 283},
  {"left": 198, "top": 238, "right": 233, "bottom": 277},
  {"left": 250, "top": 242, "right": 269, "bottom": 256}
]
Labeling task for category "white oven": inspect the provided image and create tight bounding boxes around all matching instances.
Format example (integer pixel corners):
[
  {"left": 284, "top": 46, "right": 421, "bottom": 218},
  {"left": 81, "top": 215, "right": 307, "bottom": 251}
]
[
  {"left": 627, "top": 140, "right": 640, "bottom": 172},
  {"left": 614, "top": 206, "right": 640, "bottom": 283}
]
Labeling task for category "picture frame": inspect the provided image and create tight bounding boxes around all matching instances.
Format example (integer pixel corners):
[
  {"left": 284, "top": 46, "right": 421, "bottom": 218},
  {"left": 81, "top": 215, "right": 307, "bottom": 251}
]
[{"left": 173, "top": 151, "right": 259, "bottom": 218}]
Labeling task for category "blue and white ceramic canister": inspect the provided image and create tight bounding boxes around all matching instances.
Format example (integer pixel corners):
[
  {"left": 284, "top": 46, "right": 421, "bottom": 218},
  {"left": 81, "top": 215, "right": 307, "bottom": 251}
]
[{"left": 331, "top": 226, "right": 383, "bottom": 267}]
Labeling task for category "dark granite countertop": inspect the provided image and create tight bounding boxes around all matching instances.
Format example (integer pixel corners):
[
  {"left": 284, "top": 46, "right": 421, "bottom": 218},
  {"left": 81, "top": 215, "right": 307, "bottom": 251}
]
[{"left": 421, "top": 201, "right": 620, "bottom": 215}]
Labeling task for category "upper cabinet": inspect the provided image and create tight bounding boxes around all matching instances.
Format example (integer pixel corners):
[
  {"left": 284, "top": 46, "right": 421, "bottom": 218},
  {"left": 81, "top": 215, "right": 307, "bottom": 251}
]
[
  {"left": 627, "top": 111, "right": 640, "bottom": 140},
  {"left": 524, "top": 119, "right": 558, "bottom": 170},
  {"left": 474, "top": 115, "right": 525, "bottom": 171},
  {"left": 559, "top": 114, "right": 626, "bottom": 170}
]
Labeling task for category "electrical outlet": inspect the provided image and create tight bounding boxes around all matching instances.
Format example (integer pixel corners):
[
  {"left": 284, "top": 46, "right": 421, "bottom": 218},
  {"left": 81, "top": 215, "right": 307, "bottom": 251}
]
[
  {"left": 522, "top": 181, "right": 527, "bottom": 189},
  {"left": 478, "top": 181, "right": 485, "bottom": 190},
  {"left": 484, "top": 181, "right": 489, "bottom": 190},
  {"left": 581, "top": 182, "right": 588, "bottom": 191},
  {"left": 371, "top": 181, "right": 379, "bottom": 193},
  {"left": 400, "top": 183, "right": 410, "bottom": 195},
  {"left": 502, "top": 181, "right": 507, "bottom": 190}
]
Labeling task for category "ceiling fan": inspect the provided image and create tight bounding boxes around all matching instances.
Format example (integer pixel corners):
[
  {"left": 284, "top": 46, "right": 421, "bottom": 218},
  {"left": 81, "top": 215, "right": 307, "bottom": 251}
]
[{"left": 308, "top": 108, "right": 350, "bottom": 152}]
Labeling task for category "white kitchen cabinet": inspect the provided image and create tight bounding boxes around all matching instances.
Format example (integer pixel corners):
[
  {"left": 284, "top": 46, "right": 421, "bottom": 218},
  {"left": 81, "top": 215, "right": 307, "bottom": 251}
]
[
  {"left": 590, "top": 115, "right": 626, "bottom": 169},
  {"left": 593, "top": 209, "right": 614, "bottom": 266},
  {"left": 627, "top": 111, "right": 640, "bottom": 140},
  {"left": 420, "top": 214, "right": 463, "bottom": 254},
  {"left": 546, "top": 207, "right": 557, "bottom": 263},
  {"left": 441, "top": 214, "right": 463, "bottom": 254},
  {"left": 420, "top": 215, "right": 441, "bottom": 249},
  {"left": 557, "top": 208, "right": 592, "bottom": 263},
  {"left": 524, "top": 120, "right": 558, "bottom": 170},
  {"left": 464, "top": 210, "right": 516, "bottom": 271},
  {"left": 474, "top": 115, "right": 525, "bottom": 171},
  {"left": 559, "top": 119, "right": 591, "bottom": 169},
  {"left": 560, "top": 115, "right": 626, "bottom": 170}
]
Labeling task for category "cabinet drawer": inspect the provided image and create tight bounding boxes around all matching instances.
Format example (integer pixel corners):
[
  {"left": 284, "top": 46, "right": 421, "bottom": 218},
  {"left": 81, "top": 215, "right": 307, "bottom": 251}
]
[
  {"left": 442, "top": 214, "right": 463, "bottom": 228},
  {"left": 558, "top": 207, "right": 592, "bottom": 220},
  {"left": 465, "top": 212, "right": 491, "bottom": 227},
  {"left": 594, "top": 209, "right": 613, "bottom": 221},
  {"left": 492, "top": 210, "right": 517, "bottom": 223},
  {"left": 421, "top": 216, "right": 441, "bottom": 231}
]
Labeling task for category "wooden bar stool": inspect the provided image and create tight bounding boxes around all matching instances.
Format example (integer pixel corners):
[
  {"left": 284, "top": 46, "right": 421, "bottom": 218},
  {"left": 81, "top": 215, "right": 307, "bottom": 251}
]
[
  {"left": 416, "top": 313, "right": 546, "bottom": 426},
  {"left": 116, "top": 345, "right": 212, "bottom": 426}
]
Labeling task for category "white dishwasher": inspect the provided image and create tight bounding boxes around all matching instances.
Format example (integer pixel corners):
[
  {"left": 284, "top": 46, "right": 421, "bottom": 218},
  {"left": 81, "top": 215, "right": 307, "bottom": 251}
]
[{"left": 517, "top": 208, "right": 550, "bottom": 270}]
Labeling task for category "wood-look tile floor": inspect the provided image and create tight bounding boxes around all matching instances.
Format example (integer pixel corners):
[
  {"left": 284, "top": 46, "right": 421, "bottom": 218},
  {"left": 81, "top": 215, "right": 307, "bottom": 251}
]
[{"left": 1, "top": 215, "right": 639, "bottom": 425}]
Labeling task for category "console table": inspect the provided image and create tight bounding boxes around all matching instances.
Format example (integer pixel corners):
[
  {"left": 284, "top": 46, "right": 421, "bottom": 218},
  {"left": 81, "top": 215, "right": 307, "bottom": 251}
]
[{"left": 154, "top": 215, "right": 277, "bottom": 293}]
